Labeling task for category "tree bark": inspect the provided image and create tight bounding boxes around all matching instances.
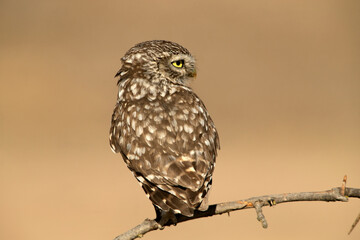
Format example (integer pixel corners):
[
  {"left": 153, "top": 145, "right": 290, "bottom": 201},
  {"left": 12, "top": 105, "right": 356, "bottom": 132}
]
[{"left": 114, "top": 183, "right": 360, "bottom": 240}]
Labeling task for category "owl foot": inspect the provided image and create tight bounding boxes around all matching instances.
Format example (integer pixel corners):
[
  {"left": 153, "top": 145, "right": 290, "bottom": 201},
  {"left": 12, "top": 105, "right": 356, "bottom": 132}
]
[
  {"left": 158, "top": 211, "right": 177, "bottom": 229},
  {"left": 154, "top": 206, "right": 177, "bottom": 228}
]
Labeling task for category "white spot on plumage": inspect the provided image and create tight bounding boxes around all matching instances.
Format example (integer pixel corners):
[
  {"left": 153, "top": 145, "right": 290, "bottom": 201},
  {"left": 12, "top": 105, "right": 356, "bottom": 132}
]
[
  {"left": 169, "top": 110, "right": 176, "bottom": 116},
  {"left": 127, "top": 105, "right": 135, "bottom": 112},
  {"left": 142, "top": 80, "right": 150, "bottom": 88},
  {"left": 191, "top": 107, "right": 198, "bottom": 114},
  {"left": 134, "top": 88, "right": 147, "bottom": 100},
  {"left": 184, "top": 124, "right": 194, "bottom": 133},
  {"left": 131, "top": 83, "right": 138, "bottom": 95},
  {"left": 128, "top": 154, "right": 139, "bottom": 160},
  {"left": 131, "top": 119, "right": 136, "bottom": 130},
  {"left": 178, "top": 156, "right": 192, "bottom": 162},
  {"left": 166, "top": 137, "right": 175, "bottom": 144},
  {"left": 147, "top": 94, "right": 156, "bottom": 101},
  {"left": 137, "top": 175, "right": 145, "bottom": 182},
  {"left": 157, "top": 130, "right": 166, "bottom": 139},
  {"left": 142, "top": 119, "right": 150, "bottom": 128},
  {"left": 134, "top": 147, "right": 145, "bottom": 156},
  {"left": 126, "top": 143, "right": 131, "bottom": 151},
  {"left": 118, "top": 89, "right": 124, "bottom": 99},
  {"left": 110, "top": 144, "right": 116, "bottom": 153},
  {"left": 149, "top": 85, "right": 156, "bottom": 95},
  {"left": 136, "top": 126, "right": 143, "bottom": 136},
  {"left": 144, "top": 160, "right": 151, "bottom": 169},
  {"left": 147, "top": 174, "right": 155, "bottom": 180},
  {"left": 168, "top": 189, "right": 176, "bottom": 196},
  {"left": 154, "top": 106, "right": 162, "bottom": 112},
  {"left": 145, "top": 134, "right": 153, "bottom": 141},
  {"left": 192, "top": 135, "right": 196, "bottom": 141},
  {"left": 119, "top": 136, "right": 124, "bottom": 145},
  {"left": 169, "top": 88, "right": 177, "bottom": 95},
  {"left": 154, "top": 116, "right": 161, "bottom": 123},
  {"left": 199, "top": 118, "right": 205, "bottom": 126},
  {"left": 185, "top": 166, "right": 196, "bottom": 172},
  {"left": 177, "top": 114, "right": 185, "bottom": 120},
  {"left": 148, "top": 125, "right": 156, "bottom": 133}
]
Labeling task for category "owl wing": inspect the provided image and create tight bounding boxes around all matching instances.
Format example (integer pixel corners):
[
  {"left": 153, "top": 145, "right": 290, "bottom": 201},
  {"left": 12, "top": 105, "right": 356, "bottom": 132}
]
[{"left": 110, "top": 86, "right": 219, "bottom": 214}]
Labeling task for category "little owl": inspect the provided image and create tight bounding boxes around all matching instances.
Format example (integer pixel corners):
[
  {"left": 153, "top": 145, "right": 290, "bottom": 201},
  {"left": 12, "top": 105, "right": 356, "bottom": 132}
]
[{"left": 109, "top": 40, "right": 220, "bottom": 225}]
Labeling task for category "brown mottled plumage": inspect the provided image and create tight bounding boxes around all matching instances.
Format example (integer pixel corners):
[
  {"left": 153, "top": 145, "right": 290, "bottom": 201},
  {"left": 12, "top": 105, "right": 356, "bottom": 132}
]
[{"left": 109, "top": 40, "right": 219, "bottom": 224}]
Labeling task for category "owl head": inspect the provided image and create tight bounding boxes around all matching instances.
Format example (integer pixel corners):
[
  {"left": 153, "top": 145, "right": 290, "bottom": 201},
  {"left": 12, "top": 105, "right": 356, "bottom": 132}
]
[{"left": 115, "top": 40, "right": 197, "bottom": 85}]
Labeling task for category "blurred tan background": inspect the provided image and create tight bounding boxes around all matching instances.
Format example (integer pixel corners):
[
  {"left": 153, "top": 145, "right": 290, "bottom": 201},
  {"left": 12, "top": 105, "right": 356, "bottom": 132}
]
[{"left": 1, "top": 0, "right": 359, "bottom": 239}]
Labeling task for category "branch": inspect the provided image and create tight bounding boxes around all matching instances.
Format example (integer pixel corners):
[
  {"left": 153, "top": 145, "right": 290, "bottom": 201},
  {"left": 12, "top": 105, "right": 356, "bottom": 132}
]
[
  {"left": 114, "top": 186, "right": 360, "bottom": 240},
  {"left": 348, "top": 212, "right": 360, "bottom": 235}
]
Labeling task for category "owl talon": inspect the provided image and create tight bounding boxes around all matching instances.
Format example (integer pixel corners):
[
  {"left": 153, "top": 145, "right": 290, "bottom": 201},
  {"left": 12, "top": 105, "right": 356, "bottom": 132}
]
[
  {"left": 157, "top": 223, "right": 165, "bottom": 230},
  {"left": 156, "top": 210, "right": 177, "bottom": 227}
]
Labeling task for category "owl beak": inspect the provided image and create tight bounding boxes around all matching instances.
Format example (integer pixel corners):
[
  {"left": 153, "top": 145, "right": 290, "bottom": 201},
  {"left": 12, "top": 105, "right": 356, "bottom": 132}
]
[{"left": 188, "top": 70, "right": 197, "bottom": 78}]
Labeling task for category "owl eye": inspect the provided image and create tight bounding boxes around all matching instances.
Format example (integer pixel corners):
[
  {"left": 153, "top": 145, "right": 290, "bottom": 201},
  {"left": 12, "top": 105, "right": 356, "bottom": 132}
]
[{"left": 171, "top": 60, "right": 184, "bottom": 68}]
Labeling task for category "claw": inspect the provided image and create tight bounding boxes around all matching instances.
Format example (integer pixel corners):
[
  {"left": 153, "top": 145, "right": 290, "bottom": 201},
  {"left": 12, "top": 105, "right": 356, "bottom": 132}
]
[
  {"left": 154, "top": 205, "right": 178, "bottom": 227},
  {"left": 158, "top": 210, "right": 177, "bottom": 226}
]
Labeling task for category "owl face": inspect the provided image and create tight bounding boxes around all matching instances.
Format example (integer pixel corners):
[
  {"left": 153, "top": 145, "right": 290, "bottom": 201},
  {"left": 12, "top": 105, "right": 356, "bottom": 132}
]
[{"left": 118, "top": 40, "right": 196, "bottom": 86}]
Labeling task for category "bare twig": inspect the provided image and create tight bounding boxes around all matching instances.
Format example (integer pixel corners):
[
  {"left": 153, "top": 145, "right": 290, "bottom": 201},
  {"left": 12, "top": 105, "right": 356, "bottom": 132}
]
[
  {"left": 113, "top": 186, "right": 360, "bottom": 240},
  {"left": 254, "top": 201, "right": 268, "bottom": 228},
  {"left": 348, "top": 212, "right": 360, "bottom": 235},
  {"left": 341, "top": 175, "right": 347, "bottom": 196}
]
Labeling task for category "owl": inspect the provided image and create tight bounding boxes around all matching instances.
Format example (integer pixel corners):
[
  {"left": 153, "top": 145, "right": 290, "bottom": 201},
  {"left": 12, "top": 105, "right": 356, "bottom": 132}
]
[{"left": 109, "top": 40, "right": 220, "bottom": 225}]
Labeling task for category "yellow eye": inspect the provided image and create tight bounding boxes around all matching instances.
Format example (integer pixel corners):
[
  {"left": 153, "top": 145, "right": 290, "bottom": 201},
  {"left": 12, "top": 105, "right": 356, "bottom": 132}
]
[{"left": 171, "top": 60, "right": 184, "bottom": 68}]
